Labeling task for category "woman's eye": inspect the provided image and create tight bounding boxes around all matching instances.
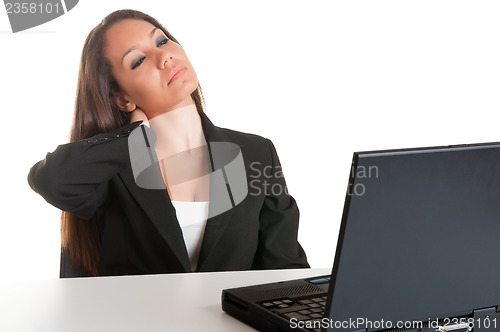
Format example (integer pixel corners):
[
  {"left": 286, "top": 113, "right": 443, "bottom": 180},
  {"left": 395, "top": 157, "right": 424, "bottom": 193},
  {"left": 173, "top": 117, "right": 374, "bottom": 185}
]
[
  {"left": 130, "top": 37, "right": 168, "bottom": 70},
  {"left": 157, "top": 37, "right": 168, "bottom": 47},
  {"left": 131, "top": 56, "right": 145, "bottom": 70}
]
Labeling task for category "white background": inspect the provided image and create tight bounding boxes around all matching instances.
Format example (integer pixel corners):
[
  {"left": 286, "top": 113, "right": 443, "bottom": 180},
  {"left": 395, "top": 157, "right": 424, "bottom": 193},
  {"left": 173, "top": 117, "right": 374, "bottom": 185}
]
[{"left": 0, "top": 0, "right": 499, "bottom": 281}]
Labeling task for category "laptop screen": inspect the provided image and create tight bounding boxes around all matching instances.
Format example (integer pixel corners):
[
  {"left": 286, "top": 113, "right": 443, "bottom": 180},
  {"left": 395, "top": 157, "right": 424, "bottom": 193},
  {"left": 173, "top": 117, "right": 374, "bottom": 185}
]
[{"left": 326, "top": 144, "right": 500, "bottom": 331}]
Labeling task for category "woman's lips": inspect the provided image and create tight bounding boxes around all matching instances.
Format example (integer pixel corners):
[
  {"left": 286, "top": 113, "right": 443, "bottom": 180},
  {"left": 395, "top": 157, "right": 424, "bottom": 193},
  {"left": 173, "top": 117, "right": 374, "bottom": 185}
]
[{"left": 168, "top": 67, "right": 186, "bottom": 84}]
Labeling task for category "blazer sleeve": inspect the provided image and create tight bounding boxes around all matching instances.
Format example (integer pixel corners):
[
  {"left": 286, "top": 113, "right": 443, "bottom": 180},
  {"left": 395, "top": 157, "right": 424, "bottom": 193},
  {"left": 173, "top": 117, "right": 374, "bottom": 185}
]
[
  {"left": 27, "top": 121, "right": 143, "bottom": 220},
  {"left": 252, "top": 138, "right": 310, "bottom": 269}
]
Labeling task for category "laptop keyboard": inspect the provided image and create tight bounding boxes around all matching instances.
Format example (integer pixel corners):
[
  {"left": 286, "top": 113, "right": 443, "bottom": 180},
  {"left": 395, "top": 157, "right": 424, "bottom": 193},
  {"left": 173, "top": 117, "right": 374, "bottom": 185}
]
[{"left": 259, "top": 295, "right": 327, "bottom": 332}]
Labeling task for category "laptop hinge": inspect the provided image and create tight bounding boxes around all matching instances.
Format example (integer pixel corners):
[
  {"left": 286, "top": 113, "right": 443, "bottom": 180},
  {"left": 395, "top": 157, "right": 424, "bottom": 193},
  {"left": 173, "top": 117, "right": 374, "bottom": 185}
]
[{"left": 472, "top": 307, "right": 500, "bottom": 332}]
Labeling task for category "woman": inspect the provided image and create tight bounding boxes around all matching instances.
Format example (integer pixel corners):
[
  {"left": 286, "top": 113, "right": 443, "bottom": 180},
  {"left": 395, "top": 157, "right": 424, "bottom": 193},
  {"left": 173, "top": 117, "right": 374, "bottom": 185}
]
[{"left": 28, "top": 9, "right": 309, "bottom": 277}]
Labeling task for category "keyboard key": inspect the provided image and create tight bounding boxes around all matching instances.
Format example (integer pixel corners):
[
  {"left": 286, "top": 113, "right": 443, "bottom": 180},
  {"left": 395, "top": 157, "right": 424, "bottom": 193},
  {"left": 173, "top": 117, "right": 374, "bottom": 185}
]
[
  {"left": 282, "top": 312, "right": 309, "bottom": 321},
  {"left": 299, "top": 299, "right": 313, "bottom": 305},
  {"left": 261, "top": 302, "right": 274, "bottom": 308},
  {"left": 272, "top": 304, "right": 308, "bottom": 314},
  {"left": 298, "top": 309, "right": 312, "bottom": 315},
  {"left": 282, "top": 299, "right": 293, "bottom": 304}
]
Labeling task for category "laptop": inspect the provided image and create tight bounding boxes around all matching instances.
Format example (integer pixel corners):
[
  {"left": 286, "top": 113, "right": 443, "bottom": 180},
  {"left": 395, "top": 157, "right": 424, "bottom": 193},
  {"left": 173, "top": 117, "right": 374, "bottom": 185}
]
[{"left": 222, "top": 142, "right": 500, "bottom": 332}]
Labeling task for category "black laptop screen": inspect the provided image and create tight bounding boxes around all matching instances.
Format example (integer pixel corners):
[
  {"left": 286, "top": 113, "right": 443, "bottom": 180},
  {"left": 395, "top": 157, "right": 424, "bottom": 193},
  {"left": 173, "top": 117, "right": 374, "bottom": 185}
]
[{"left": 326, "top": 144, "right": 500, "bottom": 331}]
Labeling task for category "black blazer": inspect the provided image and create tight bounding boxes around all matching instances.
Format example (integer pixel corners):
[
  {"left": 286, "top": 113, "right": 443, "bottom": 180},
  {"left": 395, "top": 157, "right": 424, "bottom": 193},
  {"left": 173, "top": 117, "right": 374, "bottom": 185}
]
[{"left": 28, "top": 110, "right": 309, "bottom": 277}]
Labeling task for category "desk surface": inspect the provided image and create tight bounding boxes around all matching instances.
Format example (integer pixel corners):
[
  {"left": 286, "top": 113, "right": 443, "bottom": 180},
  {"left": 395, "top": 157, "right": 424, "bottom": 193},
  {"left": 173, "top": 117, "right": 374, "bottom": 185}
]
[{"left": 0, "top": 268, "right": 330, "bottom": 332}]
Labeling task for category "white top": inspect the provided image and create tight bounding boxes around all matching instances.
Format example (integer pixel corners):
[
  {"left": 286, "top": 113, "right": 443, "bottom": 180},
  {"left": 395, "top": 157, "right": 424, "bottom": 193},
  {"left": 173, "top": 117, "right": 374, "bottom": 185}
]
[{"left": 171, "top": 200, "right": 210, "bottom": 271}]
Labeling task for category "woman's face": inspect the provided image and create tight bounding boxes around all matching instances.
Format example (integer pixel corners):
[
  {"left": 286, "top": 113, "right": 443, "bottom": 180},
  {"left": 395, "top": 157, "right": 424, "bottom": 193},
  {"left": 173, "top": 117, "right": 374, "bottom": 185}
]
[{"left": 104, "top": 19, "right": 198, "bottom": 119}]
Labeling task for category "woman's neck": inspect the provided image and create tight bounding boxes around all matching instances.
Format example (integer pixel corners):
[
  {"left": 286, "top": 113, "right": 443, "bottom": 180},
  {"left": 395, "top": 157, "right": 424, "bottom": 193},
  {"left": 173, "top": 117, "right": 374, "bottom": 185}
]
[{"left": 149, "top": 103, "right": 206, "bottom": 158}]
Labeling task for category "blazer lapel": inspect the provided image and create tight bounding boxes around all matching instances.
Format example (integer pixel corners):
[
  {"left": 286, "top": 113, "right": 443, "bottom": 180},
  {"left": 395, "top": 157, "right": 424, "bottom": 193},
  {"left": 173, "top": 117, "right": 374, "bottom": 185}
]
[
  {"left": 120, "top": 110, "right": 247, "bottom": 273},
  {"left": 120, "top": 138, "right": 192, "bottom": 272},
  {"left": 196, "top": 110, "right": 247, "bottom": 271}
]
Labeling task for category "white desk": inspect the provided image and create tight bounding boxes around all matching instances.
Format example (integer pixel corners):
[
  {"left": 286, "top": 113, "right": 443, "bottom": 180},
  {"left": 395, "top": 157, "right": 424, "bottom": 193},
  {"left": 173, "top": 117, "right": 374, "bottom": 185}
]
[{"left": 0, "top": 268, "right": 330, "bottom": 332}]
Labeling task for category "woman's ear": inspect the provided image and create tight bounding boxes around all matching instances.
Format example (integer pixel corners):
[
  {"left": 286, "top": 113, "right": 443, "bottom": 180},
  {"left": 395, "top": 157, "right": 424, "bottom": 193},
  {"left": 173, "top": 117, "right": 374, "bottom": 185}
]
[{"left": 113, "top": 92, "right": 137, "bottom": 112}]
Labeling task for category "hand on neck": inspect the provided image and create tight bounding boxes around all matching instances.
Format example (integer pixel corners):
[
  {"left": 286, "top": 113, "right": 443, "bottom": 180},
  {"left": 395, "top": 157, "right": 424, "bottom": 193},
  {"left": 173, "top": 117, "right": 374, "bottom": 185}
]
[{"left": 149, "top": 102, "right": 207, "bottom": 159}]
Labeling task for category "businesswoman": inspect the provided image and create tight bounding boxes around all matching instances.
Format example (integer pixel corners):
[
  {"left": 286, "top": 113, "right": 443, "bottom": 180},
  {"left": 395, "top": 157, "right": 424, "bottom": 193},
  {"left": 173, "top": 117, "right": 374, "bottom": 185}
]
[{"left": 28, "top": 9, "right": 309, "bottom": 277}]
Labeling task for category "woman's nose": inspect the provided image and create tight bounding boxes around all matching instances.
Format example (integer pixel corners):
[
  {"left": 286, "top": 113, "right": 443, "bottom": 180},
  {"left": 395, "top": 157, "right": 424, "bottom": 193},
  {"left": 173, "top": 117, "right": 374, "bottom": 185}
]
[{"left": 158, "top": 51, "right": 173, "bottom": 69}]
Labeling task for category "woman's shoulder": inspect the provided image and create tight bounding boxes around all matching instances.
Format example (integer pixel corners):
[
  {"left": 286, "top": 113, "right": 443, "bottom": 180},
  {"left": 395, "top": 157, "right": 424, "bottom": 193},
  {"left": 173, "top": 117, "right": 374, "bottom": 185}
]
[
  {"left": 211, "top": 125, "right": 281, "bottom": 167},
  {"left": 213, "top": 125, "right": 271, "bottom": 147}
]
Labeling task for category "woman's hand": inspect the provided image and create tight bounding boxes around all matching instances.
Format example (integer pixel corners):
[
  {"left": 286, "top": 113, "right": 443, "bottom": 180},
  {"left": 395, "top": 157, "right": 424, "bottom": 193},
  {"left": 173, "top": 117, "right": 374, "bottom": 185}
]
[{"left": 130, "top": 107, "right": 150, "bottom": 127}]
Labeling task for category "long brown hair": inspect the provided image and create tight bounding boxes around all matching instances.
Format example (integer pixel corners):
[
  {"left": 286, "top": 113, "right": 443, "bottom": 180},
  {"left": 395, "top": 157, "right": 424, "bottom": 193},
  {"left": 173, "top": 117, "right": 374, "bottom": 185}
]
[{"left": 61, "top": 9, "right": 205, "bottom": 276}]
